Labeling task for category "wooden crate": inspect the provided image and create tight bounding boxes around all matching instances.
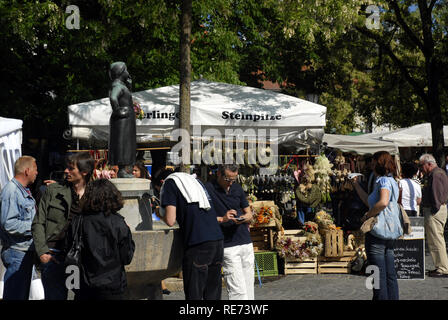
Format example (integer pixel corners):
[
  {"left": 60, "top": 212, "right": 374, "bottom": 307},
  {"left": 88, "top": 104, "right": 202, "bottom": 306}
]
[
  {"left": 318, "top": 251, "right": 356, "bottom": 274},
  {"left": 250, "top": 227, "right": 274, "bottom": 252},
  {"left": 278, "top": 230, "right": 317, "bottom": 274},
  {"left": 281, "top": 229, "right": 306, "bottom": 242},
  {"left": 284, "top": 257, "right": 318, "bottom": 275},
  {"left": 323, "top": 229, "right": 344, "bottom": 257}
]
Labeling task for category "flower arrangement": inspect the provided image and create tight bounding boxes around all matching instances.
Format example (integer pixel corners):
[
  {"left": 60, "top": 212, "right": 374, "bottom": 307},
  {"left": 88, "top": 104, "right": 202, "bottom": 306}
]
[
  {"left": 314, "top": 210, "right": 338, "bottom": 231},
  {"left": 297, "top": 163, "right": 315, "bottom": 194},
  {"left": 313, "top": 155, "right": 333, "bottom": 202},
  {"left": 276, "top": 237, "right": 311, "bottom": 261},
  {"left": 303, "top": 221, "right": 318, "bottom": 234},
  {"left": 252, "top": 206, "right": 274, "bottom": 227},
  {"left": 276, "top": 220, "right": 323, "bottom": 261},
  {"left": 133, "top": 101, "right": 145, "bottom": 120},
  {"left": 276, "top": 234, "right": 323, "bottom": 261},
  {"left": 247, "top": 194, "right": 257, "bottom": 203}
]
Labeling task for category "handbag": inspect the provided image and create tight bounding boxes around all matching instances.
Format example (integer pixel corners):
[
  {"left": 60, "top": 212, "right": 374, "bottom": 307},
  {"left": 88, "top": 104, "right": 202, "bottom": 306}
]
[
  {"left": 65, "top": 215, "right": 83, "bottom": 267},
  {"left": 360, "top": 177, "right": 404, "bottom": 240},
  {"left": 398, "top": 204, "right": 412, "bottom": 236}
]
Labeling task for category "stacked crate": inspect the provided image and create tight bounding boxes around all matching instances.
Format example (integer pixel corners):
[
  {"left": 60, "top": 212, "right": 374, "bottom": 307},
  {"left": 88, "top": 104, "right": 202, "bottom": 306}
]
[{"left": 281, "top": 229, "right": 318, "bottom": 275}]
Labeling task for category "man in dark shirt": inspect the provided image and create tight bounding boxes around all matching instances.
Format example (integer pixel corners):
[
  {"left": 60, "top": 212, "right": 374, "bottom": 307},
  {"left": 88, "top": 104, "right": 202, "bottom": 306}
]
[
  {"left": 205, "top": 164, "right": 255, "bottom": 300},
  {"left": 419, "top": 154, "right": 448, "bottom": 277},
  {"left": 160, "top": 172, "right": 224, "bottom": 300}
]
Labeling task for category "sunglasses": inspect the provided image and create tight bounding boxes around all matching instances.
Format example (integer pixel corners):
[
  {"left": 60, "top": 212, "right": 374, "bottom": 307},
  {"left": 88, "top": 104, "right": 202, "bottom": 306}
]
[{"left": 223, "top": 176, "right": 238, "bottom": 183}]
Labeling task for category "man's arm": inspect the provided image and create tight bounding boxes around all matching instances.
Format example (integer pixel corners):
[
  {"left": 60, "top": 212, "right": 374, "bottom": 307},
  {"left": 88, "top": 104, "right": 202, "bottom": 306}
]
[
  {"left": 32, "top": 188, "right": 51, "bottom": 260},
  {"left": 0, "top": 193, "right": 32, "bottom": 236},
  {"left": 162, "top": 205, "right": 177, "bottom": 227},
  {"left": 235, "top": 206, "right": 253, "bottom": 225}
]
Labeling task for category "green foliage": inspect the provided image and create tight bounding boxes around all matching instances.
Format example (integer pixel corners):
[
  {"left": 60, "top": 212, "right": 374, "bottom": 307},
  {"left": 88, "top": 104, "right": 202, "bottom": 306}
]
[{"left": 1, "top": 0, "right": 447, "bottom": 143}]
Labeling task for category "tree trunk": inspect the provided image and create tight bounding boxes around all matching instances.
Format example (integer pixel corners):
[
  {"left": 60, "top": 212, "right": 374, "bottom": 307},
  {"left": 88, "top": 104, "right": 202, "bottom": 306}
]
[
  {"left": 427, "top": 58, "right": 445, "bottom": 167},
  {"left": 179, "top": 0, "right": 192, "bottom": 173}
]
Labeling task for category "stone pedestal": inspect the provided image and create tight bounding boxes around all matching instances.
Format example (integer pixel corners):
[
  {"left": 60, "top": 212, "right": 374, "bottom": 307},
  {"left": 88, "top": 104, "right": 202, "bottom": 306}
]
[{"left": 110, "top": 178, "right": 183, "bottom": 300}]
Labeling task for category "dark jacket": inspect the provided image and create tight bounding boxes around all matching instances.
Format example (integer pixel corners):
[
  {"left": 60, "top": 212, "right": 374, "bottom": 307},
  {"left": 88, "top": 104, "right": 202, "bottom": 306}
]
[
  {"left": 422, "top": 167, "right": 448, "bottom": 214},
  {"left": 68, "top": 211, "right": 135, "bottom": 293},
  {"left": 32, "top": 182, "right": 72, "bottom": 257}
]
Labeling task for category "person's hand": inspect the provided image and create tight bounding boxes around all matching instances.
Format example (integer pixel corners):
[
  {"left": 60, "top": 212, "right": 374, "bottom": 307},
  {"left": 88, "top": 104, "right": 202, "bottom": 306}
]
[
  {"left": 44, "top": 180, "right": 57, "bottom": 185},
  {"left": 234, "top": 215, "right": 247, "bottom": 225},
  {"left": 222, "top": 209, "right": 237, "bottom": 223},
  {"left": 360, "top": 213, "right": 369, "bottom": 223},
  {"left": 155, "top": 206, "right": 161, "bottom": 218},
  {"left": 349, "top": 176, "right": 359, "bottom": 184},
  {"left": 40, "top": 253, "right": 57, "bottom": 264}
]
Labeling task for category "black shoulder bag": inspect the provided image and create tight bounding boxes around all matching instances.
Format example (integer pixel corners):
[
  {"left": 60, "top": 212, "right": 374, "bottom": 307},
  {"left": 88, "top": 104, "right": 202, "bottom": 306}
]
[{"left": 65, "top": 215, "right": 83, "bottom": 267}]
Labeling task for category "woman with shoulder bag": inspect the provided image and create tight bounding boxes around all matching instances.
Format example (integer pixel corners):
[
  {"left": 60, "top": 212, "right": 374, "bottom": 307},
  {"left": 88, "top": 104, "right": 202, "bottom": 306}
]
[
  {"left": 67, "top": 178, "right": 135, "bottom": 300},
  {"left": 360, "top": 151, "right": 403, "bottom": 300}
]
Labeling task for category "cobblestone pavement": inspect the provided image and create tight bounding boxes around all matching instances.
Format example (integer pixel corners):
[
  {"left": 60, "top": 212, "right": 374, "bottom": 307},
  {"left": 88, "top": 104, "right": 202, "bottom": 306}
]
[{"left": 163, "top": 251, "right": 448, "bottom": 300}]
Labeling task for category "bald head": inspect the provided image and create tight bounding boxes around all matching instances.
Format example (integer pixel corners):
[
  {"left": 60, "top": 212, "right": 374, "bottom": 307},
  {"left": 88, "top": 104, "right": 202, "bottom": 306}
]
[{"left": 14, "top": 156, "right": 38, "bottom": 187}]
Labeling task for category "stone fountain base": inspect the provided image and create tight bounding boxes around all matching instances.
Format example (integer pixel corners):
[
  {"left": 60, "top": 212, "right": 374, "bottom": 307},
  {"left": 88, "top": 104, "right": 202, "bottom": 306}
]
[{"left": 110, "top": 178, "right": 183, "bottom": 300}]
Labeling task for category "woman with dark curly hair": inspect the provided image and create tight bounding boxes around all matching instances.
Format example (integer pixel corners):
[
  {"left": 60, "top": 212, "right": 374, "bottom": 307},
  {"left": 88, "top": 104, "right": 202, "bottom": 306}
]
[{"left": 67, "top": 179, "right": 135, "bottom": 300}]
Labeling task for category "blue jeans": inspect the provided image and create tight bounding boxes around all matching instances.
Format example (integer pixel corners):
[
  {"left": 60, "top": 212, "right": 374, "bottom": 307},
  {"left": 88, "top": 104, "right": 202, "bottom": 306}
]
[
  {"left": 365, "top": 233, "right": 399, "bottom": 300},
  {"left": 40, "top": 253, "right": 68, "bottom": 300},
  {"left": 1, "top": 248, "right": 34, "bottom": 300}
]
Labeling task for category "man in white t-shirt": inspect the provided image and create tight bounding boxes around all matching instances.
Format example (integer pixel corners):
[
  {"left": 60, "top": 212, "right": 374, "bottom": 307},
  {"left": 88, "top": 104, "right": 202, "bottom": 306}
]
[{"left": 399, "top": 162, "right": 422, "bottom": 216}]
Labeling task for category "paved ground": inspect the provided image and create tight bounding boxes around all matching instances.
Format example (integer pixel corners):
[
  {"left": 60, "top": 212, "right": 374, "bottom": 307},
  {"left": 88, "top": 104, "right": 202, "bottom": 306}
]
[{"left": 162, "top": 251, "right": 448, "bottom": 300}]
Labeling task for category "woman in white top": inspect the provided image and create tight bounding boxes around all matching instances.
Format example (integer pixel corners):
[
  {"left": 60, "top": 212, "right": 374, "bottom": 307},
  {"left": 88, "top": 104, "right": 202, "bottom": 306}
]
[{"left": 398, "top": 162, "right": 422, "bottom": 216}]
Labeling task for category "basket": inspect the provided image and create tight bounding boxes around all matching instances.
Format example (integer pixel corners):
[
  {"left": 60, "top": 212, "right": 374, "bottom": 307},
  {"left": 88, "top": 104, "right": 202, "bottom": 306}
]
[{"left": 254, "top": 251, "right": 278, "bottom": 277}]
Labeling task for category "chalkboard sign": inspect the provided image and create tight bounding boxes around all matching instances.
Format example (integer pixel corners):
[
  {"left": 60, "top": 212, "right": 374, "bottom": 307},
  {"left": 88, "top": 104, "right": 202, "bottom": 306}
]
[{"left": 393, "top": 226, "right": 425, "bottom": 280}]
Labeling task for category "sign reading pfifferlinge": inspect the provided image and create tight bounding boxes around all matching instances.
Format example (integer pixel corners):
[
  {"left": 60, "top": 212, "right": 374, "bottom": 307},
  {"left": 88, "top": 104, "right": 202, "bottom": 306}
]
[{"left": 393, "top": 226, "right": 425, "bottom": 280}]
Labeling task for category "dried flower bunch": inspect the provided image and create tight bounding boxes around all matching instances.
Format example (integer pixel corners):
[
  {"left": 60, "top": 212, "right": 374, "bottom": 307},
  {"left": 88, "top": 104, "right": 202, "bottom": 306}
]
[
  {"left": 133, "top": 101, "right": 144, "bottom": 120},
  {"left": 313, "top": 155, "right": 333, "bottom": 202},
  {"left": 297, "top": 163, "right": 315, "bottom": 194},
  {"left": 314, "top": 210, "right": 337, "bottom": 230},
  {"left": 252, "top": 206, "right": 273, "bottom": 227}
]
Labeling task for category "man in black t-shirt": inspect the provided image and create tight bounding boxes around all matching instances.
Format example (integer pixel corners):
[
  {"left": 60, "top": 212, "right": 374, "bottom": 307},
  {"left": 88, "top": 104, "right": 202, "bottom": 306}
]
[
  {"left": 205, "top": 164, "right": 255, "bottom": 300},
  {"left": 159, "top": 172, "right": 224, "bottom": 300}
]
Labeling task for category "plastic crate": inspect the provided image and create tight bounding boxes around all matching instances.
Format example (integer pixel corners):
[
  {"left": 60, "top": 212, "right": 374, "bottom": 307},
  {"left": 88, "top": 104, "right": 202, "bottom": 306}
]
[{"left": 254, "top": 251, "right": 278, "bottom": 277}]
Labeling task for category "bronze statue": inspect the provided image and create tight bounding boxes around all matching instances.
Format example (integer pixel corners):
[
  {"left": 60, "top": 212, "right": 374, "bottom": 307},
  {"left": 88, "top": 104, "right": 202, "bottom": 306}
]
[{"left": 108, "top": 61, "right": 136, "bottom": 178}]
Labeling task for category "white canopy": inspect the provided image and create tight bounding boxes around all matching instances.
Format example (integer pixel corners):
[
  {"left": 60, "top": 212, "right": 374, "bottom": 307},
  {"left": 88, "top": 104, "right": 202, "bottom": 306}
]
[
  {"left": 68, "top": 80, "right": 326, "bottom": 148},
  {"left": 362, "top": 123, "right": 448, "bottom": 147},
  {"left": 0, "top": 117, "right": 23, "bottom": 190},
  {"left": 323, "top": 133, "right": 399, "bottom": 155}
]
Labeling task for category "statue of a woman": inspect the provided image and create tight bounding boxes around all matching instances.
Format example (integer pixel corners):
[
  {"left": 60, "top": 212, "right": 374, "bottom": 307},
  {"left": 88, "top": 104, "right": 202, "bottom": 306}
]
[{"left": 108, "top": 62, "right": 136, "bottom": 177}]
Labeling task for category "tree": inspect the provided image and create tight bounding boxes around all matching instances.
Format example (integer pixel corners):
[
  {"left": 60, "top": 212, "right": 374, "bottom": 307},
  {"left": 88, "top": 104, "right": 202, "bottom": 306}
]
[
  {"left": 179, "top": 0, "right": 192, "bottom": 173},
  {"left": 354, "top": 1, "right": 448, "bottom": 165}
]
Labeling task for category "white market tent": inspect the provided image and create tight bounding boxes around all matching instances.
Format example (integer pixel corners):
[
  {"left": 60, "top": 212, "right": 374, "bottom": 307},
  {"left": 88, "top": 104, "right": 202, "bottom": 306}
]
[
  {"left": 0, "top": 116, "right": 23, "bottom": 299},
  {"left": 68, "top": 80, "right": 327, "bottom": 150},
  {"left": 363, "top": 123, "right": 448, "bottom": 147},
  {"left": 0, "top": 117, "right": 23, "bottom": 191},
  {"left": 323, "top": 133, "right": 399, "bottom": 155}
]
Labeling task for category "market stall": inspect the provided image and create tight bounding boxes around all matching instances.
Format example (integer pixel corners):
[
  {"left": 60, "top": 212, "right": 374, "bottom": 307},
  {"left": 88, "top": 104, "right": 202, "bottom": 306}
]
[
  {"left": 247, "top": 152, "right": 369, "bottom": 277},
  {"left": 68, "top": 80, "right": 372, "bottom": 277},
  {"left": 67, "top": 79, "right": 326, "bottom": 151},
  {"left": 362, "top": 123, "right": 448, "bottom": 161},
  {"left": 0, "top": 117, "right": 23, "bottom": 191},
  {"left": 323, "top": 133, "right": 399, "bottom": 155}
]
